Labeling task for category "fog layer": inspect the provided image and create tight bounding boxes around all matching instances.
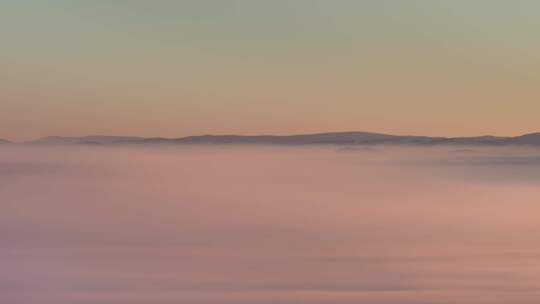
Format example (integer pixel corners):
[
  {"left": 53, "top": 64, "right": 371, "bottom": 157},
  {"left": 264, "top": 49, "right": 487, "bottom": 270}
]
[{"left": 2, "top": 145, "right": 540, "bottom": 304}]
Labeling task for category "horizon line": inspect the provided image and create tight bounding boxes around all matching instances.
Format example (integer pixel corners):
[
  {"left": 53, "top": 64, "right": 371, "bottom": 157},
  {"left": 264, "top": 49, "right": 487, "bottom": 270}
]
[{"left": 3, "top": 130, "right": 540, "bottom": 144}]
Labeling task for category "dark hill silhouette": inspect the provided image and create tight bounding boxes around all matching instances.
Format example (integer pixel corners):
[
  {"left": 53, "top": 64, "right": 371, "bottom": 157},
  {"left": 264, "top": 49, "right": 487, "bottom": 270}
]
[
  {"left": 30, "top": 136, "right": 144, "bottom": 145},
  {"left": 508, "top": 133, "right": 540, "bottom": 145},
  {"left": 23, "top": 132, "right": 540, "bottom": 146}
]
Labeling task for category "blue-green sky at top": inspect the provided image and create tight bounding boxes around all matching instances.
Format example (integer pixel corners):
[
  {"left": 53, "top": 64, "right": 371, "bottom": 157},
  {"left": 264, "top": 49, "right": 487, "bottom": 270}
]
[{"left": 2, "top": 0, "right": 540, "bottom": 140}]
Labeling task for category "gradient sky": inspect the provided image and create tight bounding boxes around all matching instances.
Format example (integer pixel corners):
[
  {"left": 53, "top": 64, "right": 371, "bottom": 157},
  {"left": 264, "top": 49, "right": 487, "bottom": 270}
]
[{"left": 2, "top": 0, "right": 540, "bottom": 141}]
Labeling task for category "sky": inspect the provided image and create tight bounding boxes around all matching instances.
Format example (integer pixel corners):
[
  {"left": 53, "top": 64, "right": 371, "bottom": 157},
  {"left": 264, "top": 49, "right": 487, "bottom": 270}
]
[{"left": 2, "top": 0, "right": 540, "bottom": 141}]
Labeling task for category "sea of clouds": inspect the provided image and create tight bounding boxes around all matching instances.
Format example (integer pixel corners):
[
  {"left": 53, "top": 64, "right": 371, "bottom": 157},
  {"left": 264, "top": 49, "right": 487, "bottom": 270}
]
[{"left": 2, "top": 145, "right": 540, "bottom": 304}]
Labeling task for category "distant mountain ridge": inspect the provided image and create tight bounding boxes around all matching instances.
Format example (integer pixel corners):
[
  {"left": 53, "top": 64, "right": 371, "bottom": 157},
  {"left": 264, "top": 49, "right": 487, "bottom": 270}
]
[
  {"left": 30, "top": 136, "right": 145, "bottom": 145},
  {"left": 17, "top": 132, "right": 540, "bottom": 146}
]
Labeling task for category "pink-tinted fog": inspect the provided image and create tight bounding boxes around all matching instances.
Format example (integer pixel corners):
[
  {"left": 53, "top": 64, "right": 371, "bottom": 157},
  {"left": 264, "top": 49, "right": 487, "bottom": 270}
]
[{"left": 2, "top": 145, "right": 540, "bottom": 303}]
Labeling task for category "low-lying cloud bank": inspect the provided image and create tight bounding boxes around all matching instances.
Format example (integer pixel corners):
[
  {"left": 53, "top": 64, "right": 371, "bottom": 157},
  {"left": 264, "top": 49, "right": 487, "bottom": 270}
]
[{"left": 1, "top": 145, "right": 540, "bottom": 304}]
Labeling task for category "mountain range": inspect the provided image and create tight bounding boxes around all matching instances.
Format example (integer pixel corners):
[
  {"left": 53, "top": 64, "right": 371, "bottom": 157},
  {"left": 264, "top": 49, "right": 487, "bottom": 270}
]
[{"left": 5, "top": 132, "right": 540, "bottom": 146}]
